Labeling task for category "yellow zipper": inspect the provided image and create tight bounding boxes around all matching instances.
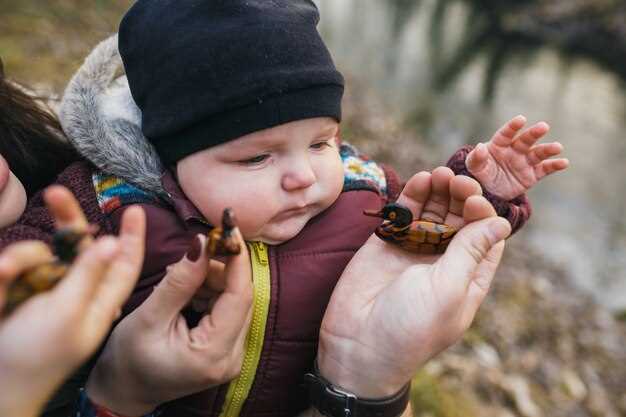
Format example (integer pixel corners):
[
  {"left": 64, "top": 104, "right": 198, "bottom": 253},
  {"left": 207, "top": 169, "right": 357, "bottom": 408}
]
[{"left": 220, "top": 241, "right": 271, "bottom": 417}]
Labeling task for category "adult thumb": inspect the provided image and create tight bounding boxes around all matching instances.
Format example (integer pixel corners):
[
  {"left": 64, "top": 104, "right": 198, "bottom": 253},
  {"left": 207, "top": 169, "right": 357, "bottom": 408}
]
[
  {"left": 141, "top": 234, "right": 209, "bottom": 321},
  {"left": 438, "top": 216, "right": 511, "bottom": 288}
]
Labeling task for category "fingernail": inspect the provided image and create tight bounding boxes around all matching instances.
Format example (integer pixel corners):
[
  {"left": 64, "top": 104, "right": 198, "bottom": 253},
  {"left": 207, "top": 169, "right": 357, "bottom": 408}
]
[
  {"left": 489, "top": 218, "right": 511, "bottom": 241},
  {"left": 186, "top": 235, "right": 203, "bottom": 262}
]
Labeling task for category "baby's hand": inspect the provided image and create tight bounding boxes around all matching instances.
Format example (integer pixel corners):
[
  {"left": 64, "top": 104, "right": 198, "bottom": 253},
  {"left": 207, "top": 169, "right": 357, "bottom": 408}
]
[{"left": 466, "top": 115, "right": 569, "bottom": 200}]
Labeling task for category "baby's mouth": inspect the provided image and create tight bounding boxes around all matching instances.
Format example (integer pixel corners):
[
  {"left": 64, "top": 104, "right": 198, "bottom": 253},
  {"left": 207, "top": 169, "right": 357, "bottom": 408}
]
[{"left": 274, "top": 205, "right": 310, "bottom": 221}]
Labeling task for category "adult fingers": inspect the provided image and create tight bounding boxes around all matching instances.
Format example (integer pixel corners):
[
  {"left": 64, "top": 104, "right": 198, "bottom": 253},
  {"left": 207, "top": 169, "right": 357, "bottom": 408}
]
[
  {"left": 490, "top": 115, "right": 526, "bottom": 147},
  {"left": 511, "top": 121, "right": 550, "bottom": 154},
  {"left": 459, "top": 240, "right": 506, "bottom": 329},
  {"left": 436, "top": 215, "right": 510, "bottom": 295},
  {"left": 463, "top": 195, "right": 497, "bottom": 223},
  {"left": 395, "top": 171, "right": 432, "bottom": 220},
  {"left": 446, "top": 175, "right": 482, "bottom": 229},
  {"left": 86, "top": 206, "right": 146, "bottom": 323},
  {"left": 44, "top": 186, "right": 93, "bottom": 249},
  {"left": 197, "top": 228, "right": 253, "bottom": 342},
  {"left": 534, "top": 158, "right": 570, "bottom": 180},
  {"left": 0, "top": 241, "right": 54, "bottom": 282},
  {"left": 191, "top": 259, "right": 226, "bottom": 313},
  {"left": 0, "top": 241, "right": 54, "bottom": 308},
  {"left": 204, "top": 260, "right": 227, "bottom": 292},
  {"left": 52, "top": 236, "right": 120, "bottom": 311},
  {"left": 140, "top": 234, "right": 210, "bottom": 323},
  {"left": 420, "top": 167, "right": 454, "bottom": 223}
]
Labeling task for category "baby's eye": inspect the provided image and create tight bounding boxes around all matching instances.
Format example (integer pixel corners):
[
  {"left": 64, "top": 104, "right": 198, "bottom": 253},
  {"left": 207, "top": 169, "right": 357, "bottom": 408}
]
[
  {"left": 239, "top": 154, "right": 269, "bottom": 165},
  {"left": 310, "top": 140, "right": 332, "bottom": 150}
]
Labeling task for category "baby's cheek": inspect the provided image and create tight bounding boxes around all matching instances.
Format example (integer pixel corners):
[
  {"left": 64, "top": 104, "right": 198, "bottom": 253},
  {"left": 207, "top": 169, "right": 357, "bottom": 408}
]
[{"left": 322, "top": 156, "right": 345, "bottom": 205}]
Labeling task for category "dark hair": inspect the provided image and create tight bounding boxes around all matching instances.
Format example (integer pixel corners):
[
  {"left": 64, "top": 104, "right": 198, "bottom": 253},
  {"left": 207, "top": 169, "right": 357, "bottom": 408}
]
[{"left": 0, "top": 57, "right": 79, "bottom": 197}]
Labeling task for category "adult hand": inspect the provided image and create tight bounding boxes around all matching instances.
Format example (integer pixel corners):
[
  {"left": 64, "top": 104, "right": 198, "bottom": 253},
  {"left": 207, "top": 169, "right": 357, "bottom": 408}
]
[
  {"left": 85, "top": 229, "right": 253, "bottom": 416},
  {"left": 0, "top": 186, "right": 146, "bottom": 417},
  {"left": 317, "top": 167, "right": 512, "bottom": 399},
  {"left": 466, "top": 115, "right": 569, "bottom": 200}
]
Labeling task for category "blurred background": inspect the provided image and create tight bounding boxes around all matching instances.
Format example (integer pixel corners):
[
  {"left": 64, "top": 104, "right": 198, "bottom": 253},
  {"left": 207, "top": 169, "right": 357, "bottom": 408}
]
[{"left": 1, "top": 0, "right": 625, "bottom": 416}]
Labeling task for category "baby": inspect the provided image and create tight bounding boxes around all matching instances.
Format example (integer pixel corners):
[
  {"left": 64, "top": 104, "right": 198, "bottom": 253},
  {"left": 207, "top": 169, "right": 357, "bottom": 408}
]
[{"left": 6, "top": 1, "right": 567, "bottom": 416}]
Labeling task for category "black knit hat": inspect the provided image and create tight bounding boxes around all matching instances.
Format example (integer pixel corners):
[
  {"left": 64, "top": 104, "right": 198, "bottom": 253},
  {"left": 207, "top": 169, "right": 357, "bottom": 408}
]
[{"left": 119, "top": 0, "right": 345, "bottom": 165}]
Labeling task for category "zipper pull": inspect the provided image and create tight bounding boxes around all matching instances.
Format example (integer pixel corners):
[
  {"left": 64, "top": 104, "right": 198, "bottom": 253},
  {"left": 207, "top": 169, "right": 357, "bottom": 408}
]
[{"left": 250, "top": 242, "right": 269, "bottom": 266}]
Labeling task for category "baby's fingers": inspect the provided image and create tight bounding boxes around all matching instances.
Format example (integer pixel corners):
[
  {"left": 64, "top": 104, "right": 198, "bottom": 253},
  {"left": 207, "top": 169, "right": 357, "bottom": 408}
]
[
  {"left": 534, "top": 158, "right": 570, "bottom": 180},
  {"left": 512, "top": 122, "right": 550, "bottom": 154},
  {"left": 466, "top": 143, "right": 489, "bottom": 174},
  {"left": 527, "top": 142, "right": 564, "bottom": 165},
  {"left": 490, "top": 115, "right": 527, "bottom": 147}
]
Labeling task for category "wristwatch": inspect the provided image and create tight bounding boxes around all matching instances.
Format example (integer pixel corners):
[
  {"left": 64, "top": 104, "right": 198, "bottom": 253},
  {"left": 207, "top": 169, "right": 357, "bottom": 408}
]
[
  {"left": 304, "top": 362, "right": 411, "bottom": 417},
  {"left": 75, "top": 388, "right": 162, "bottom": 417}
]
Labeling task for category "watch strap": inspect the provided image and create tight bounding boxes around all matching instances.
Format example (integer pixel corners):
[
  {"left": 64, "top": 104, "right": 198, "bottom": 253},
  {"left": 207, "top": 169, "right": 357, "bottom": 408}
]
[{"left": 304, "top": 362, "right": 410, "bottom": 417}]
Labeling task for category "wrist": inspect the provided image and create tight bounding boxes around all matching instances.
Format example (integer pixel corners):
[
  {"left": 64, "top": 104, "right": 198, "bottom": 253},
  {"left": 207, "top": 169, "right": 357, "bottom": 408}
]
[
  {"left": 316, "top": 347, "right": 409, "bottom": 399},
  {"left": 86, "top": 360, "right": 158, "bottom": 417},
  {"left": 0, "top": 363, "right": 68, "bottom": 417},
  {"left": 306, "top": 359, "right": 411, "bottom": 417},
  {"left": 77, "top": 388, "right": 161, "bottom": 417}
]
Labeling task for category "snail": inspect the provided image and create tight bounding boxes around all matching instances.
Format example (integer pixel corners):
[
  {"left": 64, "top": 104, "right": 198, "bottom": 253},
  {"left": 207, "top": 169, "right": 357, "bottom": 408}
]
[{"left": 363, "top": 203, "right": 457, "bottom": 255}]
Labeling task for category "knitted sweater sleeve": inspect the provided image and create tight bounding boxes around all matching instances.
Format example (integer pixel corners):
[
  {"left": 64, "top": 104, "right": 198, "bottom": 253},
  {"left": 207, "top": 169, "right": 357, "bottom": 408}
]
[
  {"left": 0, "top": 162, "right": 115, "bottom": 251},
  {"left": 0, "top": 191, "right": 55, "bottom": 250},
  {"left": 446, "top": 145, "right": 531, "bottom": 234}
]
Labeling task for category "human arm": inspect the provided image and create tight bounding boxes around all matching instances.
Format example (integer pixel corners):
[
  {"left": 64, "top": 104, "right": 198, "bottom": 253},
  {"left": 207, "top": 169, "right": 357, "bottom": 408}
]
[
  {"left": 298, "top": 167, "right": 509, "bottom": 417},
  {"left": 0, "top": 186, "right": 146, "bottom": 417}
]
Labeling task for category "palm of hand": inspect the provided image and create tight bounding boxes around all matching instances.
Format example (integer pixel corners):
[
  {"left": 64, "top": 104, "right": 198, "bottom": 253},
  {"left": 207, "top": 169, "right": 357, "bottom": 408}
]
[
  {"left": 319, "top": 167, "right": 511, "bottom": 397},
  {"left": 467, "top": 116, "right": 569, "bottom": 200}
]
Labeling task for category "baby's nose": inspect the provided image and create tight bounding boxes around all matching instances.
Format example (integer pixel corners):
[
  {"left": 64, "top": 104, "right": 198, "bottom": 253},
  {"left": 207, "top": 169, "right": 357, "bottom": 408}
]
[{"left": 281, "top": 163, "right": 316, "bottom": 191}]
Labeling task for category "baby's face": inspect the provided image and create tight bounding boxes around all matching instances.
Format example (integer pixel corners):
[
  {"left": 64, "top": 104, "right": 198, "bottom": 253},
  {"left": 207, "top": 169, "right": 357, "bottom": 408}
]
[{"left": 177, "top": 117, "right": 344, "bottom": 244}]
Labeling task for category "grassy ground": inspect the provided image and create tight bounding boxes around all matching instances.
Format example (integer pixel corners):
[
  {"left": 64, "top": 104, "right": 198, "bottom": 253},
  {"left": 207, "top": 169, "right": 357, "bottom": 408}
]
[{"left": 0, "top": 0, "right": 131, "bottom": 90}]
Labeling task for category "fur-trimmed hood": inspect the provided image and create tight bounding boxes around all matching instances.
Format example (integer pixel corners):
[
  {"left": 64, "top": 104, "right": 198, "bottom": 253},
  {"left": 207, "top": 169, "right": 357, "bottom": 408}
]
[{"left": 59, "top": 34, "right": 167, "bottom": 198}]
